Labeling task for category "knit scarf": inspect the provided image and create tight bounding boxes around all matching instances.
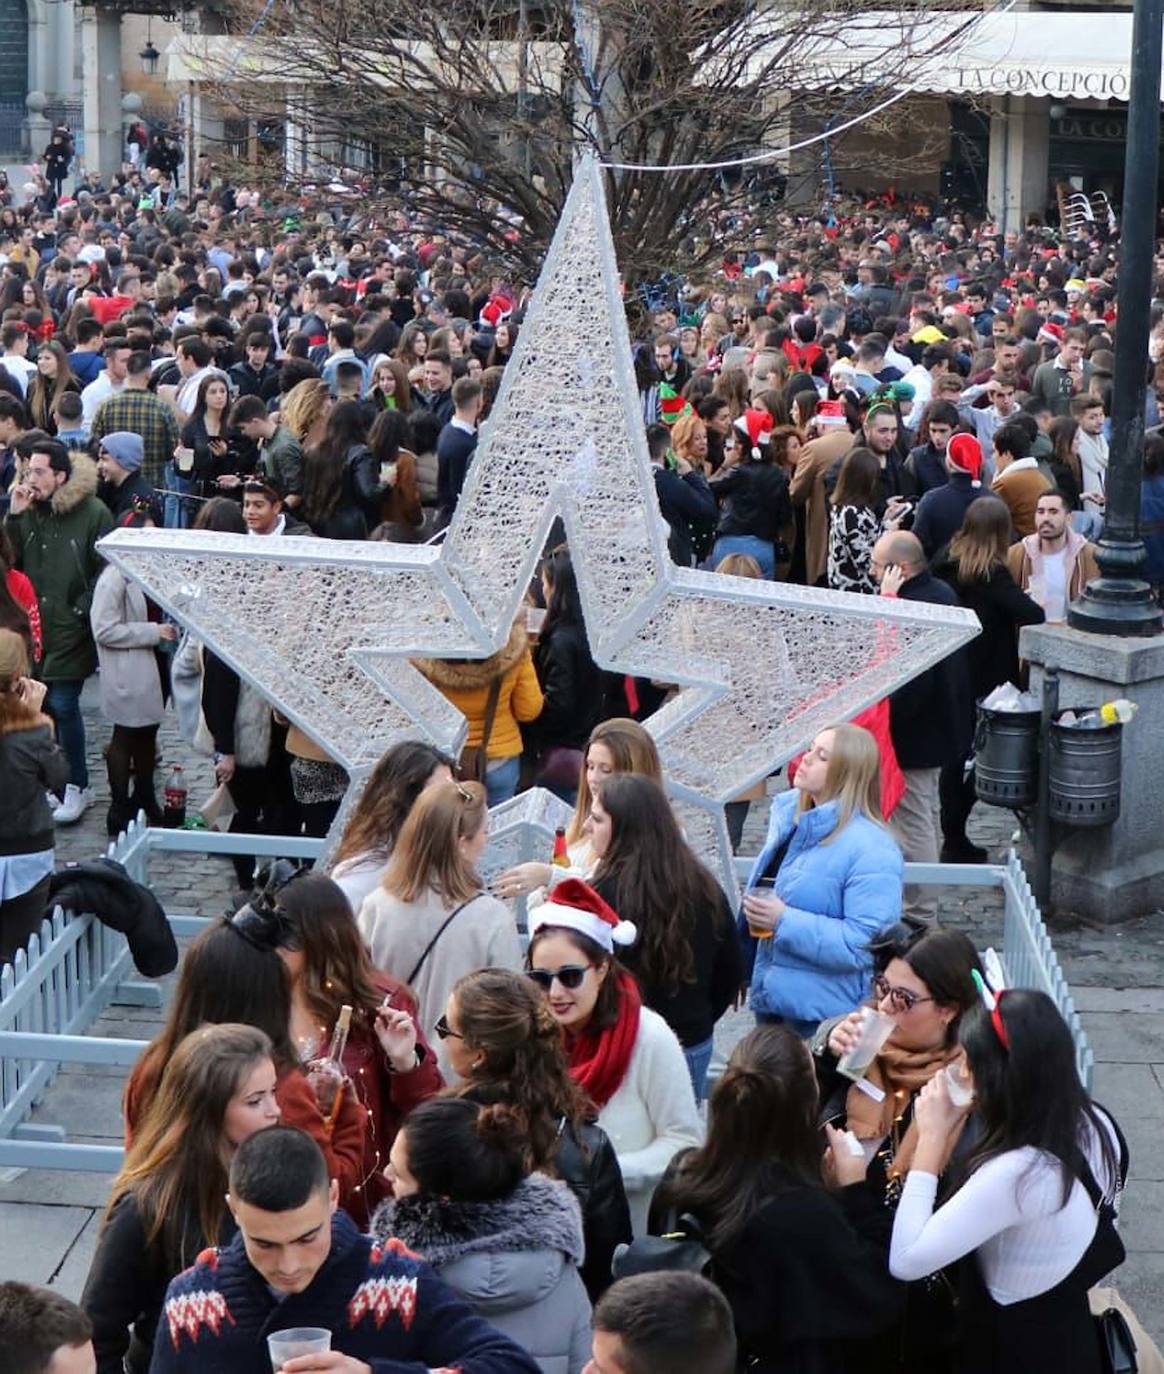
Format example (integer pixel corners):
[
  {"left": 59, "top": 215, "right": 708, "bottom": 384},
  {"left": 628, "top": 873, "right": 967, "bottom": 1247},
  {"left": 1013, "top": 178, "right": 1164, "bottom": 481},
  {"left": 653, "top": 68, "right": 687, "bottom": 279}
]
[
  {"left": 564, "top": 970, "right": 642, "bottom": 1110},
  {"left": 845, "top": 1038, "right": 963, "bottom": 1178}
]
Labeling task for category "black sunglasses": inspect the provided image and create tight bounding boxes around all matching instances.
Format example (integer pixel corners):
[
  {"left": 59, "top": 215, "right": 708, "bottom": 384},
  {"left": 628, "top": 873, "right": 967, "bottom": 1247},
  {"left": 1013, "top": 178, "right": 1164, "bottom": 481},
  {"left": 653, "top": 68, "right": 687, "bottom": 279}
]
[
  {"left": 527, "top": 964, "right": 593, "bottom": 992},
  {"left": 434, "top": 1013, "right": 463, "bottom": 1041}
]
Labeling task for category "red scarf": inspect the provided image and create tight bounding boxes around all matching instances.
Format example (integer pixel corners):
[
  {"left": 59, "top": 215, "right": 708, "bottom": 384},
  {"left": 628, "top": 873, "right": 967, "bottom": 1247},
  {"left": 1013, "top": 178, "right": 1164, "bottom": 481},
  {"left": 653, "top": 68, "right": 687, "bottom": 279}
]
[{"left": 565, "top": 971, "right": 642, "bottom": 1110}]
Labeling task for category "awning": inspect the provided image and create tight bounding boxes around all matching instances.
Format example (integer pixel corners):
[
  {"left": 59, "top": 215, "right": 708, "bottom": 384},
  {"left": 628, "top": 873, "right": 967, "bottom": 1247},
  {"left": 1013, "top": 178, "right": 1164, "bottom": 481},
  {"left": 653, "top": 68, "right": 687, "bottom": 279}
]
[{"left": 775, "top": 11, "right": 1138, "bottom": 104}]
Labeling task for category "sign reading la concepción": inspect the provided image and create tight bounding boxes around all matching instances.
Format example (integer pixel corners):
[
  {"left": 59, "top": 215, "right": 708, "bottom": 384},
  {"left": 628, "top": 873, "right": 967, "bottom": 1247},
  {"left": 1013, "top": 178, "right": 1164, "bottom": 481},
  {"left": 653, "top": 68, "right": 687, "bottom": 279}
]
[{"left": 951, "top": 66, "right": 1130, "bottom": 100}]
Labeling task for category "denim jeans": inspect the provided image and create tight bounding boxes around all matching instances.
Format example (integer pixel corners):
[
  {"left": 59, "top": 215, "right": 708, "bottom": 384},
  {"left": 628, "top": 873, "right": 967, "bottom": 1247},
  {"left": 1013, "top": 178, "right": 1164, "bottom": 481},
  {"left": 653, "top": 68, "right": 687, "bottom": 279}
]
[
  {"left": 710, "top": 534, "right": 776, "bottom": 579},
  {"left": 44, "top": 679, "right": 87, "bottom": 788},
  {"left": 485, "top": 754, "right": 521, "bottom": 807},
  {"left": 755, "top": 1011, "right": 819, "bottom": 1039},
  {"left": 163, "top": 462, "right": 195, "bottom": 529},
  {"left": 683, "top": 1035, "right": 716, "bottom": 1104}
]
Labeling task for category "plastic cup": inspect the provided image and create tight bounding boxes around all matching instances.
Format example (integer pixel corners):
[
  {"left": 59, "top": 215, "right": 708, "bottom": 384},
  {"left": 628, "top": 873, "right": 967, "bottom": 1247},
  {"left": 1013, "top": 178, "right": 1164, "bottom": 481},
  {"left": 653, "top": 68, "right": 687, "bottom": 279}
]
[
  {"left": 268, "top": 1328, "right": 331, "bottom": 1371},
  {"left": 745, "top": 876, "right": 777, "bottom": 940},
  {"left": 836, "top": 1008, "right": 896, "bottom": 1082},
  {"left": 525, "top": 606, "right": 547, "bottom": 635}
]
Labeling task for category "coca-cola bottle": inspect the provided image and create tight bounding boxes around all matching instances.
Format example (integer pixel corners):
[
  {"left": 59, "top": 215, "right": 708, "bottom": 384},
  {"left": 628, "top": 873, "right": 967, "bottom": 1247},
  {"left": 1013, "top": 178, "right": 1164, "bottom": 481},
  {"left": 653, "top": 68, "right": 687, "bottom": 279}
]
[{"left": 163, "top": 765, "right": 187, "bottom": 828}]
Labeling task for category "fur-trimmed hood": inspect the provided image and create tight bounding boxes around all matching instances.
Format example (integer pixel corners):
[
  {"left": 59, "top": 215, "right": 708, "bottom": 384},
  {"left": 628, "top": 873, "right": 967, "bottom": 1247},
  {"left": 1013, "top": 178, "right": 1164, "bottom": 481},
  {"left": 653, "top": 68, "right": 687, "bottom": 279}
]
[
  {"left": 0, "top": 697, "right": 52, "bottom": 736},
  {"left": 413, "top": 616, "right": 529, "bottom": 691},
  {"left": 372, "top": 1172, "right": 584, "bottom": 1268},
  {"left": 50, "top": 451, "right": 100, "bottom": 516}
]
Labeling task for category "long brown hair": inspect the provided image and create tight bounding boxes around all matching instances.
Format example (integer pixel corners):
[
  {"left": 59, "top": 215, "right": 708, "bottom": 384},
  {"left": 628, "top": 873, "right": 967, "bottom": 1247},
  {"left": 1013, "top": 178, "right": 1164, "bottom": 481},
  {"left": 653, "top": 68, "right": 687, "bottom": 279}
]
[
  {"left": 276, "top": 873, "right": 384, "bottom": 1031},
  {"left": 948, "top": 496, "right": 1011, "bottom": 584},
  {"left": 332, "top": 740, "right": 453, "bottom": 867},
  {"left": 381, "top": 779, "right": 487, "bottom": 904},
  {"left": 654, "top": 1026, "right": 822, "bottom": 1249},
  {"left": 370, "top": 357, "right": 412, "bottom": 412},
  {"left": 591, "top": 774, "right": 724, "bottom": 994},
  {"left": 109, "top": 1024, "right": 273, "bottom": 1260},
  {"left": 128, "top": 922, "right": 294, "bottom": 1132},
  {"left": 26, "top": 341, "right": 75, "bottom": 431},
  {"left": 831, "top": 446, "right": 881, "bottom": 508},
  {"left": 453, "top": 968, "right": 595, "bottom": 1170},
  {"left": 566, "top": 718, "right": 663, "bottom": 846}
]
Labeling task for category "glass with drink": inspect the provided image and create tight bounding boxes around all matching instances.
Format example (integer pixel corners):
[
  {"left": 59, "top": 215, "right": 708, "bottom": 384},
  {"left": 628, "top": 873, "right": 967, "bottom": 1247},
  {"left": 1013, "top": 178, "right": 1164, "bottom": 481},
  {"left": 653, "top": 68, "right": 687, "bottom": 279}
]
[
  {"left": 268, "top": 1327, "right": 331, "bottom": 1370},
  {"left": 745, "top": 876, "right": 778, "bottom": 940},
  {"left": 835, "top": 1007, "right": 896, "bottom": 1082}
]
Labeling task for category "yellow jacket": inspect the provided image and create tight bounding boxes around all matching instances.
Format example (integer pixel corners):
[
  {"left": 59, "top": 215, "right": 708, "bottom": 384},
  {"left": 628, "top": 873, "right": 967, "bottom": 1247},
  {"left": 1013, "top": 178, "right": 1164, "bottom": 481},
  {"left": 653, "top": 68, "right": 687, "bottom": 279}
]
[{"left": 414, "top": 619, "right": 543, "bottom": 759}]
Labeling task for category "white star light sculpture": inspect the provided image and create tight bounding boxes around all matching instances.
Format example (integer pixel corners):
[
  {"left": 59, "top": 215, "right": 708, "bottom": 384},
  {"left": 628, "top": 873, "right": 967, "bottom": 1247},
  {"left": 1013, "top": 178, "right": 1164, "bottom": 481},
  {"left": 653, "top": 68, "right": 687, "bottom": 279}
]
[{"left": 99, "top": 155, "right": 979, "bottom": 889}]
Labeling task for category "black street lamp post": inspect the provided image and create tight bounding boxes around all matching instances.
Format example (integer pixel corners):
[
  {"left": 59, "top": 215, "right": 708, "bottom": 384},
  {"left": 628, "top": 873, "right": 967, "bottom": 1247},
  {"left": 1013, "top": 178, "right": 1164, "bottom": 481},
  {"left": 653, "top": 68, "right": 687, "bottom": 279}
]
[{"left": 1068, "top": 0, "right": 1164, "bottom": 635}]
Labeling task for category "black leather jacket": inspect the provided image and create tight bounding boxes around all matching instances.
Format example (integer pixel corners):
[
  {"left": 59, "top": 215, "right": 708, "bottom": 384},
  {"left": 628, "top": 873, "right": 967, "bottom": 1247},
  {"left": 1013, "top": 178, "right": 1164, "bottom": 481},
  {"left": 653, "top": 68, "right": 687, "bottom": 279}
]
[{"left": 555, "top": 1118, "right": 633, "bottom": 1301}]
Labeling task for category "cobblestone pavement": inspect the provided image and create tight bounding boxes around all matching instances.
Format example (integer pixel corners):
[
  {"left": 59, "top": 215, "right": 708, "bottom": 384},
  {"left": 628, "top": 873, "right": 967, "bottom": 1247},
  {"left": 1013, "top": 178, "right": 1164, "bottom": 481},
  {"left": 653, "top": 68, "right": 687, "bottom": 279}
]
[{"left": 5, "top": 678, "right": 1164, "bottom": 1343}]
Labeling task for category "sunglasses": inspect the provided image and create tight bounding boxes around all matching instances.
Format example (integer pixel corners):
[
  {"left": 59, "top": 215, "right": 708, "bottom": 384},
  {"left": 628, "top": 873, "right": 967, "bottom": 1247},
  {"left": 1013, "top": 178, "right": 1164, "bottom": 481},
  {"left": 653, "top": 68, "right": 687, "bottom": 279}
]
[
  {"left": 527, "top": 964, "right": 593, "bottom": 992},
  {"left": 434, "top": 1013, "right": 462, "bottom": 1041},
  {"left": 873, "top": 974, "right": 934, "bottom": 1014}
]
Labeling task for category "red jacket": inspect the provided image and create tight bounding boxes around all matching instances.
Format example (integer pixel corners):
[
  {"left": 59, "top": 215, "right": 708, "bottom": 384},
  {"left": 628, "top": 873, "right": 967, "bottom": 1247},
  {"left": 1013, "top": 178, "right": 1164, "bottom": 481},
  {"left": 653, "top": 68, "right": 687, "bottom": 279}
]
[
  {"left": 6, "top": 568, "right": 41, "bottom": 661},
  {"left": 339, "top": 974, "right": 444, "bottom": 1226}
]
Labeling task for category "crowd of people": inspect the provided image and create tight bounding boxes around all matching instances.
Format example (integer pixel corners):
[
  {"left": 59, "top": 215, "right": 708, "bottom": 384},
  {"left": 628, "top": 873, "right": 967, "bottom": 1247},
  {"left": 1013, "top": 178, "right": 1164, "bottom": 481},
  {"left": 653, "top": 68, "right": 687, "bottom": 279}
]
[{"left": 0, "top": 163, "right": 1152, "bottom": 1371}]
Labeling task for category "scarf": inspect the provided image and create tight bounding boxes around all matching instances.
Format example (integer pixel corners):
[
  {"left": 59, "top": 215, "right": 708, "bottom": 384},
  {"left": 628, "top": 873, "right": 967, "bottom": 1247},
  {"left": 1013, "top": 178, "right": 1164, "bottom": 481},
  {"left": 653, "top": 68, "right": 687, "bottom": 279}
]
[
  {"left": 564, "top": 970, "right": 641, "bottom": 1110},
  {"left": 845, "top": 1037, "right": 962, "bottom": 1179}
]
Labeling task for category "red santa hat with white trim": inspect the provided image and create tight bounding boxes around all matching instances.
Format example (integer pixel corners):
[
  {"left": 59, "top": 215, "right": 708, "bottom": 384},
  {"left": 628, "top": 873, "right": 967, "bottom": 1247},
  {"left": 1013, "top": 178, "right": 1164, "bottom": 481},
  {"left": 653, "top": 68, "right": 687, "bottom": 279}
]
[{"left": 528, "top": 878, "right": 638, "bottom": 953}]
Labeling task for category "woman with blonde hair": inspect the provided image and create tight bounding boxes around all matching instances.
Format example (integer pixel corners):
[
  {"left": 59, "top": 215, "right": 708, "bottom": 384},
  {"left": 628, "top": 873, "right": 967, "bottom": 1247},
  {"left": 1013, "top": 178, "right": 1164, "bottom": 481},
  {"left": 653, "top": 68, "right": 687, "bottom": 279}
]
[
  {"left": 670, "top": 409, "right": 710, "bottom": 476},
  {"left": 741, "top": 722, "right": 904, "bottom": 1036},
  {"left": 81, "top": 1024, "right": 281, "bottom": 1374},
  {"left": 280, "top": 377, "right": 332, "bottom": 452},
  {"left": 493, "top": 717, "right": 662, "bottom": 900},
  {"left": 357, "top": 779, "right": 520, "bottom": 1068}
]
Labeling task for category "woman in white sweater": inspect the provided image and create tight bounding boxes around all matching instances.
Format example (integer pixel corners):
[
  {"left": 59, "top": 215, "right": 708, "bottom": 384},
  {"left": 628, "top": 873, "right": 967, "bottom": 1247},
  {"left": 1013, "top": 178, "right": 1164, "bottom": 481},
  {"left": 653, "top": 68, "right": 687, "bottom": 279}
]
[
  {"left": 889, "top": 988, "right": 1125, "bottom": 1374},
  {"left": 527, "top": 878, "right": 701, "bottom": 1237},
  {"left": 358, "top": 779, "right": 520, "bottom": 1073}
]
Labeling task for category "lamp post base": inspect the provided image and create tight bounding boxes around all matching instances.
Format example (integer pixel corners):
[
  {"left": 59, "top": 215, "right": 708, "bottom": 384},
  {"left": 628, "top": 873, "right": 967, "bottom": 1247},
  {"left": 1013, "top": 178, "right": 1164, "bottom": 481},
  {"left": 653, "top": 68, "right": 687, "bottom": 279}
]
[{"left": 1067, "top": 577, "right": 1163, "bottom": 636}]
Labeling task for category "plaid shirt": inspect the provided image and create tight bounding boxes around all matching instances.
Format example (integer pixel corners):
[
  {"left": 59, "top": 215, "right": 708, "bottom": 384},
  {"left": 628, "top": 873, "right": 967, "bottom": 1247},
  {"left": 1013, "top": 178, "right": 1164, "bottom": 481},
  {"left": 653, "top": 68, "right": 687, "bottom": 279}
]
[{"left": 91, "top": 389, "right": 180, "bottom": 489}]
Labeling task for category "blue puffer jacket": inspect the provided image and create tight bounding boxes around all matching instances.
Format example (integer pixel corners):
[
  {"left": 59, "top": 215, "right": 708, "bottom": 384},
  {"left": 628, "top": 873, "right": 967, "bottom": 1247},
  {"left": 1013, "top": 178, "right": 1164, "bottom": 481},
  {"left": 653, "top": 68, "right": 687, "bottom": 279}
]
[{"left": 742, "top": 791, "right": 903, "bottom": 1025}]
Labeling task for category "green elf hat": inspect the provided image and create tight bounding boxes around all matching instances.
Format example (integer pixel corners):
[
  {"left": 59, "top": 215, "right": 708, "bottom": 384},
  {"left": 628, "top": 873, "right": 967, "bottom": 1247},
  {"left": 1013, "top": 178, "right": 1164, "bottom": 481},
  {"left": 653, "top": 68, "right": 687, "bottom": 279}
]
[{"left": 659, "top": 382, "right": 692, "bottom": 426}]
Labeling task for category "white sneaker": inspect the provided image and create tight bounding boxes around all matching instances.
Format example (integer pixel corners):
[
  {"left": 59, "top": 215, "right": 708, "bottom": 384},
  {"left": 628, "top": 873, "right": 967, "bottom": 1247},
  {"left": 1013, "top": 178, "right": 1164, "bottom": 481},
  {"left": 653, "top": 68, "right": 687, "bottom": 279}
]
[{"left": 53, "top": 784, "right": 94, "bottom": 825}]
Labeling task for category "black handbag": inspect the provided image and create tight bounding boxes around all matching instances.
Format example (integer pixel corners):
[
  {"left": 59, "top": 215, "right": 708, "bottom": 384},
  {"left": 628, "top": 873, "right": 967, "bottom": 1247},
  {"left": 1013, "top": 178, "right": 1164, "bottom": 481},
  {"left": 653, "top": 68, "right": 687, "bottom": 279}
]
[
  {"left": 1096, "top": 1305, "right": 1138, "bottom": 1374},
  {"left": 611, "top": 1211, "right": 711, "bottom": 1281}
]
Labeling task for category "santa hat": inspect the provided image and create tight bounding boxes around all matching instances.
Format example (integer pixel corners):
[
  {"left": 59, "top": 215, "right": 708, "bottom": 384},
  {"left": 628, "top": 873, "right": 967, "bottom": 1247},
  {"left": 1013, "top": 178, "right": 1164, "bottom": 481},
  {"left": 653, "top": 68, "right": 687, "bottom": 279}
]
[
  {"left": 1037, "top": 321, "right": 1064, "bottom": 347},
  {"left": 528, "top": 878, "right": 637, "bottom": 953},
  {"left": 815, "top": 398, "right": 848, "bottom": 429},
  {"left": 947, "top": 432, "right": 983, "bottom": 486},
  {"left": 478, "top": 292, "right": 513, "bottom": 331},
  {"left": 735, "top": 408, "right": 774, "bottom": 458},
  {"left": 658, "top": 383, "right": 692, "bottom": 426}
]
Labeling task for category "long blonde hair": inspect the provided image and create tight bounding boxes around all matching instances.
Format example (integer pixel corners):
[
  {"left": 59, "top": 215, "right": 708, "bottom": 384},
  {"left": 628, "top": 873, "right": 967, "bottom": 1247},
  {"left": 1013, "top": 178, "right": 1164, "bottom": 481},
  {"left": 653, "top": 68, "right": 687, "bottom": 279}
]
[
  {"left": 109, "top": 1024, "right": 273, "bottom": 1259},
  {"left": 566, "top": 717, "right": 663, "bottom": 845},
  {"left": 281, "top": 378, "right": 331, "bottom": 446},
  {"left": 797, "top": 722, "right": 883, "bottom": 832},
  {"left": 382, "top": 779, "right": 487, "bottom": 904}
]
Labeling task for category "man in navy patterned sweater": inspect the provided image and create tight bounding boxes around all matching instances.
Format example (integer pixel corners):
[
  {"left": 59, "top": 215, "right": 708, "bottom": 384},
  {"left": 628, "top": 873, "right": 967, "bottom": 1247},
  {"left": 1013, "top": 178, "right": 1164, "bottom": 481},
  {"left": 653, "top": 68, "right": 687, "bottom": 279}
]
[{"left": 149, "top": 1126, "right": 538, "bottom": 1374}]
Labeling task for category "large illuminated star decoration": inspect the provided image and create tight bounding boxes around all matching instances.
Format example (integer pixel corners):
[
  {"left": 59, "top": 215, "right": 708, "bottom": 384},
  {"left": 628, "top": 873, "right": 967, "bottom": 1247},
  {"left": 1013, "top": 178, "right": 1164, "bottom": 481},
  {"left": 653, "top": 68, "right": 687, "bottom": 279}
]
[{"left": 99, "top": 155, "right": 979, "bottom": 890}]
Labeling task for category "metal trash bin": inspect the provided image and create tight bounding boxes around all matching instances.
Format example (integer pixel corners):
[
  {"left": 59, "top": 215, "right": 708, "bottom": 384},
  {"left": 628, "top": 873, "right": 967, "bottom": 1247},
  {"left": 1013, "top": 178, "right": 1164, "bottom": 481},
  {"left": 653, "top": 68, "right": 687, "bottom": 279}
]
[
  {"left": 1048, "top": 709, "right": 1122, "bottom": 827},
  {"left": 975, "top": 703, "right": 1041, "bottom": 809}
]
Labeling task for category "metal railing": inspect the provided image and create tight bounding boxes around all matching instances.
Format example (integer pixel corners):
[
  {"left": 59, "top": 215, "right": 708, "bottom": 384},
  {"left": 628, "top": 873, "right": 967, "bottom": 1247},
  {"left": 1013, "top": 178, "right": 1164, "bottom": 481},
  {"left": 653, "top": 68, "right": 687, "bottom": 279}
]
[{"left": 0, "top": 822, "right": 1091, "bottom": 1173}]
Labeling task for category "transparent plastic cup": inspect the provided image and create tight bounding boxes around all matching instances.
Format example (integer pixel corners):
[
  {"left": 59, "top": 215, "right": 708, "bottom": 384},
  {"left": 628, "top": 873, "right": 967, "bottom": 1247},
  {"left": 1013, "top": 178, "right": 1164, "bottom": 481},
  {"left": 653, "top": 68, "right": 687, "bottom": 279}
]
[
  {"left": 836, "top": 1008, "right": 896, "bottom": 1082},
  {"left": 268, "top": 1327, "right": 332, "bottom": 1370},
  {"left": 525, "top": 606, "right": 547, "bottom": 636}
]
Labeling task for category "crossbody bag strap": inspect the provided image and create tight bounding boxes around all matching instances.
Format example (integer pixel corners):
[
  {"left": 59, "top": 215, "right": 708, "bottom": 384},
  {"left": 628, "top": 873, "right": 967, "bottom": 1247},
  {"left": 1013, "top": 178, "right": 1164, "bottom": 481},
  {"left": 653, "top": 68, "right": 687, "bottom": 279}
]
[
  {"left": 479, "top": 677, "right": 503, "bottom": 759},
  {"left": 405, "top": 895, "right": 479, "bottom": 986}
]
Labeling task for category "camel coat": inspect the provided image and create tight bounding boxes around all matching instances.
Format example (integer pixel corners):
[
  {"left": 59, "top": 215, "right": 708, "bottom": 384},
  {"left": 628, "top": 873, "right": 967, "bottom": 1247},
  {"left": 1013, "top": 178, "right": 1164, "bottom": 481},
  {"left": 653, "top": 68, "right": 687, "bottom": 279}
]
[{"left": 789, "top": 428, "right": 854, "bottom": 586}]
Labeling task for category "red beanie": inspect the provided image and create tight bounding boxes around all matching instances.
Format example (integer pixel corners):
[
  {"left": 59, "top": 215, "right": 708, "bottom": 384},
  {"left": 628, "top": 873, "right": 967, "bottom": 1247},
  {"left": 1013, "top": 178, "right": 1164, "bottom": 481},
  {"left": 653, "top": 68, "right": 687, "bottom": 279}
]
[{"left": 948, "top": 432, "right": 983, "bottom": 485}]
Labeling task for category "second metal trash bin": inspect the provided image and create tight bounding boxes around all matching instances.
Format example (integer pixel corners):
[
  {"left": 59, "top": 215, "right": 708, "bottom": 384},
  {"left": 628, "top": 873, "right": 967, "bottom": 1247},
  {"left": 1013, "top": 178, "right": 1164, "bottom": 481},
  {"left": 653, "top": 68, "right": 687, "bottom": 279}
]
[{"left": 1047, "top": 709, "right": 1123, "bottom": 827}]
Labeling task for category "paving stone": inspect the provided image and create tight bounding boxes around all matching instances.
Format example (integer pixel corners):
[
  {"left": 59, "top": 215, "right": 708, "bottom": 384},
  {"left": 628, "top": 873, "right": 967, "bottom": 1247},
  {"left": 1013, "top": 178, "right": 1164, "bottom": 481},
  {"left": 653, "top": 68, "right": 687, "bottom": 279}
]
[{"left": 0, "top": 1203, "right": 94, "bottom": 1283}]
